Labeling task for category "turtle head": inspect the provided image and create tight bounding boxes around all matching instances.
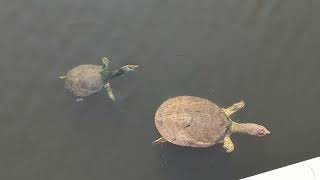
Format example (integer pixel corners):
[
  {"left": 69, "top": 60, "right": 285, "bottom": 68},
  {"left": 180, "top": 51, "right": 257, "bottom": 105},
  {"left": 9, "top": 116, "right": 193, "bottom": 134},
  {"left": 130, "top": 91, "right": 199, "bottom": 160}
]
[
  {"left": 120, "top": 64, "right": 139, "bottom": 72},
  {"left": 246, "top": 124, "right": 270, "bottom": 137},
  {"left": 109, "top": 64, "right": 140, "bottom": 79},
  {"left": 231, "top": 122, "right": 270, "bottom": 137}
]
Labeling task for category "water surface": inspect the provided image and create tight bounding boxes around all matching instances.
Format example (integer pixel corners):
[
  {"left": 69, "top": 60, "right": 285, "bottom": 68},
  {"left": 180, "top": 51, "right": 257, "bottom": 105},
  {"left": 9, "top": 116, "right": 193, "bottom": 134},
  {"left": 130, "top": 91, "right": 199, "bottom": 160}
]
[{"left": 1, "top": 0, "right": 320, "bottom": 179}]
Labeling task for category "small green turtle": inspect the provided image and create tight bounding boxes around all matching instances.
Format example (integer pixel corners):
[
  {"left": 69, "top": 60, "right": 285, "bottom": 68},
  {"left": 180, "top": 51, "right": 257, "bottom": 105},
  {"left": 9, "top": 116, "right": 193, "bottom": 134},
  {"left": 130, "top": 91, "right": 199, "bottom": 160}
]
[
  {"left": 59, "top": 57, "right": 139, "bottom": 101},
  {"left": 153, "top": 96, "right": 270, "bottom": 153}
]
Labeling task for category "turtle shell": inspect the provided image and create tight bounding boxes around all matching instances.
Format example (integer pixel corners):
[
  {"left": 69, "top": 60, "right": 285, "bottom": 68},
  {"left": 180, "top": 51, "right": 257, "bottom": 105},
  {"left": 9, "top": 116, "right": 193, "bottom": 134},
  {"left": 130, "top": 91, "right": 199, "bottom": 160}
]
[
  {"left": 155, "top": 96, "right": 231, "bottom": 147},
  {"left": 64, "top": 65, "right": 104, "bottom": 97}
]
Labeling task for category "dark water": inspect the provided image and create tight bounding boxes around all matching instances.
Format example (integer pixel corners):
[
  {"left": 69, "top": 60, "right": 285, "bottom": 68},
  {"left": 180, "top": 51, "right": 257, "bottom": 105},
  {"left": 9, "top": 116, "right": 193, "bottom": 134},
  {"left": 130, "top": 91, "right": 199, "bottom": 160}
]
[{"left": 1, "top": 0, "right": 320, "bottom": 179}]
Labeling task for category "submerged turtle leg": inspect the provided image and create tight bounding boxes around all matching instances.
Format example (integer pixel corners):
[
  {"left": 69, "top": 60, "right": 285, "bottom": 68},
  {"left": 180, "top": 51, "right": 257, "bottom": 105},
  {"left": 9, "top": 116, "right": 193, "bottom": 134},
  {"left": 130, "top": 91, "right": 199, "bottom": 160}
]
[
  {"left": 105, "top": 82, "right": 115, "bottom": 101},
  {"left": 152, "top": 137, "right": 167, "bottom": 145},
  {"left": 223, "top": 136, "right": 235, "bottom": 153},
  {"left": 76, "top": 98, "right": 84, "bottom": 102},
  {"left": 59, "top": 75, "right": 66, "bottom": 79},
  {"left": 223, "top": 100, "right": 245, "bottom": 117}
]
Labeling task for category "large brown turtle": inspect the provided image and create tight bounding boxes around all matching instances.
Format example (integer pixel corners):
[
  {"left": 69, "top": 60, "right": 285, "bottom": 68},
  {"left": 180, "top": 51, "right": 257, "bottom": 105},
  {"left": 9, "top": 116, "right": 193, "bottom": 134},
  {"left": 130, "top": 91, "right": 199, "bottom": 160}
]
[
  {"left": 59, "top": 57, "right": 139, "bottom": 101},
  {"left": 153, "top": 96, "right": 270, "bottom": 153}
]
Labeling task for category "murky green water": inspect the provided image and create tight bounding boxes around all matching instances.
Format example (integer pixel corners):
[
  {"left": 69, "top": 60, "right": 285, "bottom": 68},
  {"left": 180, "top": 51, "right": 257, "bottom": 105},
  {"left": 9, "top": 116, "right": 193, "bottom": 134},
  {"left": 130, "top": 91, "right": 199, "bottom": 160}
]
[{"left": 1, "top": 0, "right": 319, "bottom": 179}]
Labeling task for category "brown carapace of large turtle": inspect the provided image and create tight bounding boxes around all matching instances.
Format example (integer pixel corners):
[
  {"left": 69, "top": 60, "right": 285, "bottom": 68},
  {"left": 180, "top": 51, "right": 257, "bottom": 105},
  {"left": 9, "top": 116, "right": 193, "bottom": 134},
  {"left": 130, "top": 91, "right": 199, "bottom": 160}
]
[{"left": 153, "top": 96, "right": 270, "bottom": 153}]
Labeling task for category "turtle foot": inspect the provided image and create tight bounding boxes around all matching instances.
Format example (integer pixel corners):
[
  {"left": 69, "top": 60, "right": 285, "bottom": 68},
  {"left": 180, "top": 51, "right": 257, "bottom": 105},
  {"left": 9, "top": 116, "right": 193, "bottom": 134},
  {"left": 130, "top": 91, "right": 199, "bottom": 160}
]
[
  {"left": 76, "top": 98, "right": 84, "bottom": 102},
  {"left": 223, "top": 100, "right": 245, "bottom": 117},
  {"left": 223, "top": 136, "right": 235, "bottom": 153},
  {"left": 59, "top": 75, "right": 66, "bottom": 79},
  {"left": 152, "top": 137, "right": 167, "bottom": 145}
]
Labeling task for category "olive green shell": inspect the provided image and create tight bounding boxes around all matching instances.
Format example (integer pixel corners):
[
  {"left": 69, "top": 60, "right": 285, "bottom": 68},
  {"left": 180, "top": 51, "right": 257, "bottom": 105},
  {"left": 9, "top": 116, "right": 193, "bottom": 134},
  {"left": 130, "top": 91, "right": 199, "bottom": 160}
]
[
  {"left": 64, "top": 65, "right": 104, "bottom": 97},
  {"left": 155, "top": 96, "right": 231, "bottom": 147}
]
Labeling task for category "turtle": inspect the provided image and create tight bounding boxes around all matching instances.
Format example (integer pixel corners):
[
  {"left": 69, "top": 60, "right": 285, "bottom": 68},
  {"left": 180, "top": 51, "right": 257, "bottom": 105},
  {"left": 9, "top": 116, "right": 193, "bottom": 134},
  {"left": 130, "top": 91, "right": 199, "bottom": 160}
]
[
  {"left": 153, "top": 96, "right": 270, "bottom": 153},
  {"left": 59, "top": 57, "right": 139, "bottom": 101}
]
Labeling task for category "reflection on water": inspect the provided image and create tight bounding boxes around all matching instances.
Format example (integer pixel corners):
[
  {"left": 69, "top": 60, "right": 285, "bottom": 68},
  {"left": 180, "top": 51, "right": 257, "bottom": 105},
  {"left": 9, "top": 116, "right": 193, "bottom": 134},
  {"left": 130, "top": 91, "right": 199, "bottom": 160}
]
[{"left": 0, "top": 0, "right": 319, "bottom": 179}]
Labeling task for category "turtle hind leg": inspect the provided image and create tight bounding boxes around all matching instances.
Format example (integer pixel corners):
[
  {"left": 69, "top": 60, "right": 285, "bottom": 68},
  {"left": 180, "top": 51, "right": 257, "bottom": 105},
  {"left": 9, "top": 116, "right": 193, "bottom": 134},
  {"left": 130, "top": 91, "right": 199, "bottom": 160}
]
[
  {"left": 223, "top": 100, "right": 245, "bottom": 117},
  {"left": 222, "top": 136, "right": 234, "bottom": 153},
  {"left": 152, "top": 137, "right": 167, "bottom": 145},
  {"left": 59, "top": 75, "right": 66, "bottom": 79}
]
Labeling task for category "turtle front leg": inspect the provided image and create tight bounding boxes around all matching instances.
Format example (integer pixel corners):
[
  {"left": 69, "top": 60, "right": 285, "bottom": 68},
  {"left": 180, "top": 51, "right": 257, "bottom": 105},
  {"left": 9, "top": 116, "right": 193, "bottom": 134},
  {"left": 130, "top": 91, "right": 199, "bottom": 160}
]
[
  {"left": 223, "top": 100, "right": 245, "bottom": 117},
  {"left": 223, "top": 136, "right": 234, "bottom": 153},
  {"left": 105, "top": 82, "right": 115, "bottom": 101},
  {"left": 152, "top": 137, "right": 167, "bottom": 145},
  {"left": 101, "top": 57, "right": 110, "bottom": 69}
]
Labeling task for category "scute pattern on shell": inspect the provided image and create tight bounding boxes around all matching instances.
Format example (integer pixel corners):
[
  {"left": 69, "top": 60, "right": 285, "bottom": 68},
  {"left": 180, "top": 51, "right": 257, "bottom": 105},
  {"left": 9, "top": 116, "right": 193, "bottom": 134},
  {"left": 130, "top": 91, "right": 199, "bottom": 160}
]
[
  {"left": 155, "top": 96, "right": 230, "bottom": 147},
  {"left": 65, "top": 65, "right": 104, "bottom": 96}
]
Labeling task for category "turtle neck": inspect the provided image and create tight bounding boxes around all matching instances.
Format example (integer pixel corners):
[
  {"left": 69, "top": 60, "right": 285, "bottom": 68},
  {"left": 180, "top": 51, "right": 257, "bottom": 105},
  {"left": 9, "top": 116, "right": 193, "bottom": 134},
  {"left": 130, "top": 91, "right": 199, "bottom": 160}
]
[{"left": 110, "top": 68, "right": 125, "bottom": 78}]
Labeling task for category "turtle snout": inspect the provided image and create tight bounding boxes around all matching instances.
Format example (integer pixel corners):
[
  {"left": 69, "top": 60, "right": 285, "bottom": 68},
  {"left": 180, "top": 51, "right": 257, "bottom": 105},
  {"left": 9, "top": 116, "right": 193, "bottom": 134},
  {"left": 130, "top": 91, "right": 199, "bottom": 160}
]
[
  {"left": 257, "top": 125, "right": 270, "bottom": 137},
  {"left": 121, "top": 64, "right": 140, "bottom": 72}
]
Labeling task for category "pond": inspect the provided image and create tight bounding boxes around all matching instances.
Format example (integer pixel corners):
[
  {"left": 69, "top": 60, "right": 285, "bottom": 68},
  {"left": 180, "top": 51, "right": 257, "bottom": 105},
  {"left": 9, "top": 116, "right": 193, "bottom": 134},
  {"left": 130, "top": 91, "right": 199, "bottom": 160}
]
[{"left": 0, "top": 0, "right": 319, "bottom": 179}]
